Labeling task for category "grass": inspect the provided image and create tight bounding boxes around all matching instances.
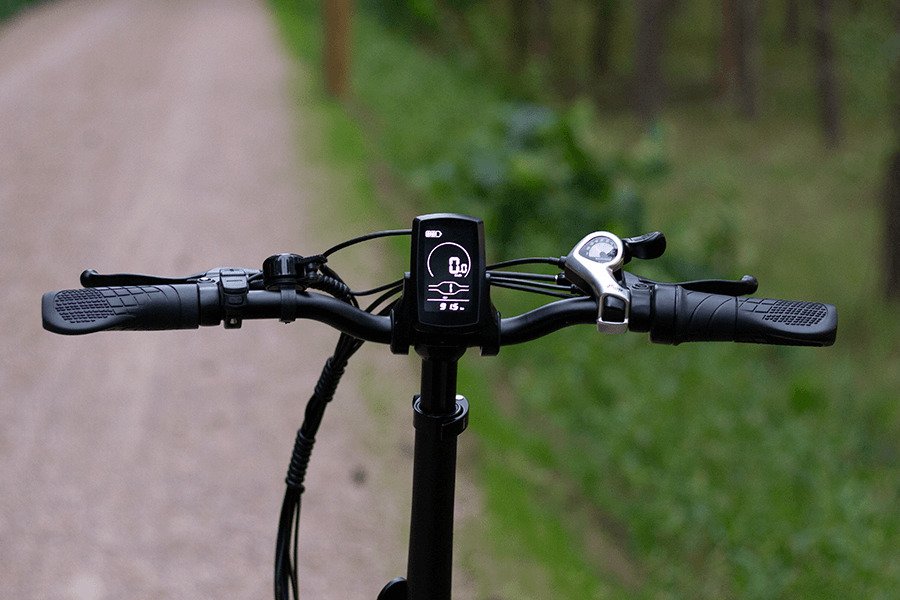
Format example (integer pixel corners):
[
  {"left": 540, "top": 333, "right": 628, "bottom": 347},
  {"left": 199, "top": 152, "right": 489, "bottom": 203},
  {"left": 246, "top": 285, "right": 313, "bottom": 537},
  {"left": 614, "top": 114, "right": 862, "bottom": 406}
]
[{"left": 270, "top": 1, "right": 899, "bottom": 598}]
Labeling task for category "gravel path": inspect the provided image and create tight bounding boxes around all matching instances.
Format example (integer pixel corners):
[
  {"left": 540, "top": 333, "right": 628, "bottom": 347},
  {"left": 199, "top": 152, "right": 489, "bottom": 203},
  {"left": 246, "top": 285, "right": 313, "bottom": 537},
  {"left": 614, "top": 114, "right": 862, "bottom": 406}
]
[{"left": 0, "top": 2, "right": 477, "bottom": 598}]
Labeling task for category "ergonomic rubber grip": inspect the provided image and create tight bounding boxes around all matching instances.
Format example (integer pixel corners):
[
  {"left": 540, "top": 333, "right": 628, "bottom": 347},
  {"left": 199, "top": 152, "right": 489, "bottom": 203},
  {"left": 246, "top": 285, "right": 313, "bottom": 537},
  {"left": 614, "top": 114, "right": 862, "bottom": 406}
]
[
  {"left": 42, "top": 284, "right": 201, "bottom": 335},
  {"left": 644, "top": 286, "right": 837, "bottom": 346}
]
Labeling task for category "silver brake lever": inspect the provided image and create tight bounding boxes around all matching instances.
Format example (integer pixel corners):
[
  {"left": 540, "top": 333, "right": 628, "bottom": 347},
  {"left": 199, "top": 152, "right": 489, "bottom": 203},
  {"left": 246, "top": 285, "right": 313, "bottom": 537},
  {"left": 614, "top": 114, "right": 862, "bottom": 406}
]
[{"left": 563, "top": 232, "right": 630, "bottom": 333}]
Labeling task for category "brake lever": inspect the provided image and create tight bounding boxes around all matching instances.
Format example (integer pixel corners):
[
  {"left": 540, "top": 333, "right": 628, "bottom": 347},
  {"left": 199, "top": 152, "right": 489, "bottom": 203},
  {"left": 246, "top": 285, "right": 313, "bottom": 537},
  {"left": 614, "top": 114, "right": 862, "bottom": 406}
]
[
  {"left": 80, "top": 268, "right": 261, "bottom": 288},
  {"left": 622, "top": 272, "right": 759, "bottom": 296},
  {"left": 678, "top": 275, "right": 758, "bottom": 296}
]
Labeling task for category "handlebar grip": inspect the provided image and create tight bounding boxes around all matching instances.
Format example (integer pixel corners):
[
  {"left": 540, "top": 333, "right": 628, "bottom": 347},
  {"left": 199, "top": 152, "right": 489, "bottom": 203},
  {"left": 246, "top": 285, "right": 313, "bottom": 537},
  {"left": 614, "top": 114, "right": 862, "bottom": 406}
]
[
  {"left": 42, "top": 285, "right": 201, "bottom": 335},
  {"left": 638, "top": 285, "right": 837, "bottom": 346}
]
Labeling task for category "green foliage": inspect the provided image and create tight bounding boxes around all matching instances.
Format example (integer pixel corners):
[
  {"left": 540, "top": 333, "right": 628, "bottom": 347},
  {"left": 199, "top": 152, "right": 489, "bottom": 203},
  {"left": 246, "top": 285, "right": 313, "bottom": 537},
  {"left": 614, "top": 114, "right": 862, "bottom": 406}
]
[
  {"left": 477, "top": 327, "right": 898, "bottom": 599},
  {"left": 363, "top": 0, "right": 441, "bottom": 36},
  {"left": 0, "top": 0, "right": 46, "bottom": 21},
  {"left": 339, "top": 1, "right": 672, "bottom": 261},
  {"left": 417, "top": 101, "right": 658, "bottom": 258},
  {"left": 271, "top": 1, "right": 898, "bottom": 598}
]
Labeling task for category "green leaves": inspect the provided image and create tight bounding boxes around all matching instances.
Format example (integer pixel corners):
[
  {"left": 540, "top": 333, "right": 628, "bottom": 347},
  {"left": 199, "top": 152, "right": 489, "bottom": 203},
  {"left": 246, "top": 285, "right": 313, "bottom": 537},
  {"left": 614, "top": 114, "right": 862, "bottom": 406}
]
[{"left": 418, "top": 101, "right": 656, "bottom": 258}]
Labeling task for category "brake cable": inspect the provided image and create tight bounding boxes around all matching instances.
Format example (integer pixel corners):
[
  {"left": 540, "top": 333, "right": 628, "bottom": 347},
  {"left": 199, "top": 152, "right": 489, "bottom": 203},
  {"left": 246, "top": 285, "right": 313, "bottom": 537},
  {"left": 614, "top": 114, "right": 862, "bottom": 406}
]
[{"left": 275, "top": 230, "right": 410, "bottom": 600}]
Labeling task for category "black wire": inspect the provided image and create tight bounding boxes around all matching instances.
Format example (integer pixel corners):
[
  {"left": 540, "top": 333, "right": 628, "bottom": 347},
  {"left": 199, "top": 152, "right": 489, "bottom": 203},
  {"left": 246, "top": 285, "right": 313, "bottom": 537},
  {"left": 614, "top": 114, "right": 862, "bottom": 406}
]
[
  {"left": 365, "top": 285, "right": 403, "bottom": 312},
  {"left": 292, "top": 500, "right": 300, "bottom": 596},
  {"left": 321, "top": 229, "right": 412, "bottom": 258},
  {"left": 490, "top": 279, "right": 580, "bottom": 298},
  {"left": 490, "top": 276, "right": 579, "bottom": 295},
  {"left": 487, "top": 270, "right": 560, "bottom": 282},
  {"left": 275, "top": 262, "right": 403, "bottom": 600},
  {"left": 318, "top": 264, "right": 358, "bottom": 307},
  {"left": 351, "top": 278, "right": 404, "bottom": 297},
  {"left": 487, "top": 256, "right": 564, "bottom": 270},
  {"left": 278, "top": 337, "right": 357, "bottom": 600},
  {"left": 275, "top": 487, "right": 301, "bottom": 599}
]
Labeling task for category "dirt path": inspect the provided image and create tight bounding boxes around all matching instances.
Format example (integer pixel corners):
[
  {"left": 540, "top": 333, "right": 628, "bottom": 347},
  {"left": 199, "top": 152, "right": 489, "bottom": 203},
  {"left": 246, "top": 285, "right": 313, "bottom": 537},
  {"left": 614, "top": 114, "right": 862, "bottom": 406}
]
[{"left": 0, "top": 2, "right": 479, "bottom": 598}]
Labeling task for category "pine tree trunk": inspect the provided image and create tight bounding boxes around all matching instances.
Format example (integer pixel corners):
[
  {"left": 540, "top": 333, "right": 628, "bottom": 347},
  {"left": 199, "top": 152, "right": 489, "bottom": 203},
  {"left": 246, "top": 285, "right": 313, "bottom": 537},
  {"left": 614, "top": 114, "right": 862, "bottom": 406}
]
[
  {"left": 735, "top": 0, "right": 761, "bottom": 118},
  {"left": 533, "top": 0, "right": 552, "bottom": 58},
  {"left": 718, "top": 0, "right": 738, "bottom": 96},
  {"left": 813, "top": 0, "right": 842, "bottom": 146},
  {"left": 718, "top": 0, "right": 760, "bottom": 117},
  {"left": 510, "top": 0, "right": 530, "bottom": 73},
  {"left": 785, "top": 0, "right": 801, "bottom": 44},
  {"left": 886, "top": 0, "right": 900, "bottom": 299},
  {"left": 323, "top": 0, "right": 352, "bottom": 99},
  {"left": 592, "top": 0, "right": 620, "bottom": 77},
  {"left": 887, "top": 152, "right": 900, "bottom": 298},
  {"left": 634, "top": 0, "right": 666, "bottom": 122}
]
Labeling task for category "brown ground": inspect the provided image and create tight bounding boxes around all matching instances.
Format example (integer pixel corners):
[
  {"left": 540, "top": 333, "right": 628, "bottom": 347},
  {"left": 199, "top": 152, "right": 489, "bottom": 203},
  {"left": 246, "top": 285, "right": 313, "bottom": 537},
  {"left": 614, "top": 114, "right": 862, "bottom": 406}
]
[{"left": 0, "top": 1, "right": 480, "bottom": 598}]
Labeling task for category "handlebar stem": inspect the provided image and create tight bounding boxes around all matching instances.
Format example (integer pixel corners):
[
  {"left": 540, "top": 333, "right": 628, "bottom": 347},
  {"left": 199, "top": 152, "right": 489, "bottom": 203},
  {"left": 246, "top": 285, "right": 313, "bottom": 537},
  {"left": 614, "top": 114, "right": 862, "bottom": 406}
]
[{"left": 405, "top": 351, "right": 467, "bottom": 600}]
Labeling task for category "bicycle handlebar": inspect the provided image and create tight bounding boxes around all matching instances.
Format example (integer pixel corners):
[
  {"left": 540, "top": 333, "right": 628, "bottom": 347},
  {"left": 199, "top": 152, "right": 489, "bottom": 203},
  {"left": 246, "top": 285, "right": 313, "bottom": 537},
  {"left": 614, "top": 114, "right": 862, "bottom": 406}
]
[
  {"left": 38, "top": 218, "right": 837, "bottom": 600},
  {"left": 42, "top": 281, "right": 837, "bottom": 347}
]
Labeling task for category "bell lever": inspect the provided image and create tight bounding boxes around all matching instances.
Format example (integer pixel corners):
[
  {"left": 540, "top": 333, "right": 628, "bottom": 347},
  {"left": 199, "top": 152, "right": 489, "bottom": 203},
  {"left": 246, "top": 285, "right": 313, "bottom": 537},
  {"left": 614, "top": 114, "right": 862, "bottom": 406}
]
[{"left": 563, "top": 231, "right": 630, "bottom": 334}]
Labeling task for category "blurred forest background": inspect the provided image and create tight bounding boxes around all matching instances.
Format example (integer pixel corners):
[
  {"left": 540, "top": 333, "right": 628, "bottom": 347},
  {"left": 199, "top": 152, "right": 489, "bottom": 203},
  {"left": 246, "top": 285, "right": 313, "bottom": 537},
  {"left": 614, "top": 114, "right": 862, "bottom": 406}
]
[
  {"left": 4, "top": 0, "right": 897, "bottom": 598},
  {"left": 270, "top": 1, "right": 898, "bottom": 598}
]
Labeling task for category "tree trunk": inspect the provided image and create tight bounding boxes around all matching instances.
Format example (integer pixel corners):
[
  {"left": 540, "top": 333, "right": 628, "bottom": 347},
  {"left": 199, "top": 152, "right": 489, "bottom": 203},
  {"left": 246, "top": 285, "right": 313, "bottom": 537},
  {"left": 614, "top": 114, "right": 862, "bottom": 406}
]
[
  {"left": 323, "top": 0, "right": 352, "bottom": 99},
  {"left": 533, "top": 0, "right": 552, "bottom": 58},
  {"left": 735, "top": 0, "right": 761, "bottom": 118},
  {"left": 592, "top": 0, "right": 620, "bottom": 77},
  {"left": 510, "top": 0, "right": 530, "bottom": 73},
  {"left": 784, "top": 0, "right": 801, "bottom": 45},
  {"left": 813, "top": 0, "right": 842, "bottom": 147},
  {"left": 634, "top": 0, "right": 666, "bottom": 123},
  {"left": 718, "top": 0, "right": 760, "bottom": 118},
  {"left": 886, "top": 0, "right": 900, "bottom": 299},
  {"left": 887, "top": 152, "right": 900, "bottom": 298},
  {"left": 717, "top": 0, "right": 738, "bottom": 95}
]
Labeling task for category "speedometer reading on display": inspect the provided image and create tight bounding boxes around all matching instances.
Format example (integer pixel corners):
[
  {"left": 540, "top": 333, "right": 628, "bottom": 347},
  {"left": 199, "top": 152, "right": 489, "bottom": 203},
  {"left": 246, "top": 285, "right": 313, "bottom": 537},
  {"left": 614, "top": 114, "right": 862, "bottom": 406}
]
[{"left": 425, "top": 241, "right": 472, "bottom": 313}]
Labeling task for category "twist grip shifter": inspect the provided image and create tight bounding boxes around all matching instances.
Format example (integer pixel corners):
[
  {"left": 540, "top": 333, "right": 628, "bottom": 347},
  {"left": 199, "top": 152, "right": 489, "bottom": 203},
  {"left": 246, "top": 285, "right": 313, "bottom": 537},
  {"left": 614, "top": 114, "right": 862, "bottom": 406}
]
[{"left": 564, "top": 232, "right": 631, "bottom": 333}]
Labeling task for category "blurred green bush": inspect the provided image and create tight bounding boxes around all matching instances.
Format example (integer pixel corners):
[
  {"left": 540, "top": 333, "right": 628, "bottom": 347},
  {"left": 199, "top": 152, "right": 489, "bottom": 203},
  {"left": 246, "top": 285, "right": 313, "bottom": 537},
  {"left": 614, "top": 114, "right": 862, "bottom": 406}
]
[
  {"left": 0, "top": 0, "right": 45, "bottom": 21},
  {"left": 415, "top": 101, "right": 659, "bottom": 259}
]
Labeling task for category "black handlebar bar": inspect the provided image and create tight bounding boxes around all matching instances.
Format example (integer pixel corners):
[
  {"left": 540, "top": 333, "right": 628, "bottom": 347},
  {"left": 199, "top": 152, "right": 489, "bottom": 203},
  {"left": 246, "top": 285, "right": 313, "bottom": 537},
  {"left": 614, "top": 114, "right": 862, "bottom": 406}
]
[{"left": 42, "top": 281, "right": 837, "bottom": 348}]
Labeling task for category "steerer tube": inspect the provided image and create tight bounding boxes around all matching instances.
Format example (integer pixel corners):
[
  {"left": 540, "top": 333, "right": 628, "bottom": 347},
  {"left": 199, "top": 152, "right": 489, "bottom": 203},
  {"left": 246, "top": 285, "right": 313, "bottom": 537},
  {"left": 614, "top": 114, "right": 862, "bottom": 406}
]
[{"left": 406, "top": 349, "right": 468, "bottom": 600}]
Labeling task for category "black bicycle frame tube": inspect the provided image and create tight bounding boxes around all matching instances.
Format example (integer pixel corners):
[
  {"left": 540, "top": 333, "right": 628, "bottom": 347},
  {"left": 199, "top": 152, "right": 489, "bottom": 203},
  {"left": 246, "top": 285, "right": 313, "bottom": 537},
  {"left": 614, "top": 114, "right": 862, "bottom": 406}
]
[{"left": 405, "top": 347, "right": 467, "bottom": 600}]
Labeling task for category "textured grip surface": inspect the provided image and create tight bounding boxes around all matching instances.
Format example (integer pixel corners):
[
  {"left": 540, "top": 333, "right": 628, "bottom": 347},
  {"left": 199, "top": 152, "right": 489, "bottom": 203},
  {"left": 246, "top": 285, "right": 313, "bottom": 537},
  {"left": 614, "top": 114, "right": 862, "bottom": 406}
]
[
  {"left": 734, "top": 296, "right": 835, "bottom": 345},
  {"left": 647, "top": 286, "right": 837, "bottom": 346},
  {"left": 42, "top": 285, "right": 201, "bottom": 335},
  {"left": 736, "top": 297, "right": 829, "bottom": 326}
]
